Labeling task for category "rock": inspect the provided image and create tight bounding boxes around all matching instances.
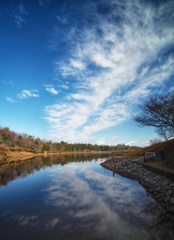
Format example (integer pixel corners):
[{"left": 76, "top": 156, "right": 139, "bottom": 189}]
[
  {"left": 163, "top": 185, "right": 171, "bottom": 190},
  {"left": 160, "top": 180, "right": 170, "bottom": 187},
  {"left": 101, "top": 157, "right": 174, "bottom": 219},
  {"left": 156, "top": 187, "right": 161, "bottom": 191},
  {"left": 170, "top": 198, "right": 174, "bottom": 205},
  {"left": 165, "top": 190, "right": 172, "bottom": 196},
  {"left": 166, "top": 206, "right": 174, "bottom": 213}
]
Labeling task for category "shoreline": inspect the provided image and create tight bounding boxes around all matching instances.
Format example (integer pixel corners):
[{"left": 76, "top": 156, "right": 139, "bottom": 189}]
[
  {"left": 101, "top": 157, "right": 174, "bottom": 229},
  {"left": 0, "top": 151, "right": 111, "bottom": 163}
]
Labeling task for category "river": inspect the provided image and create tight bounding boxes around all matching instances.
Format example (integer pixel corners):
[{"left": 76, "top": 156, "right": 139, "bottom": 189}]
[{"left": 0, "top": 154, "right": 168, "bottom": 239}]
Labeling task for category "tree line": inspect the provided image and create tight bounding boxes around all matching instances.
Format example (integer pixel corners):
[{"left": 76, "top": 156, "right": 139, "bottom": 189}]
[
  {"left": 1, "top": 93, "right": 172, "bottom": 154},
  {"left": 0, "top": 127, "right": 116, "bottom": 153}
]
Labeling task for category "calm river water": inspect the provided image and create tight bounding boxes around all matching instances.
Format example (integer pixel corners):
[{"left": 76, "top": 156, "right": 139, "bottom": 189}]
[{"left": 0, "top": 154, "right": 167, "bottom": 239}]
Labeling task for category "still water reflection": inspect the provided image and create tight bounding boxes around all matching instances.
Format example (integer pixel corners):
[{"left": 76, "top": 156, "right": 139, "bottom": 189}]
[{"left": 0, "top": 154, "right": 164, "bottom": 239}]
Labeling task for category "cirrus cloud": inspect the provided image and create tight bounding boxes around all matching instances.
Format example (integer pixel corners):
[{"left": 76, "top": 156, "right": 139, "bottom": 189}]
[
  {"left": 17, "top": 89, "right": 39, "bottom": 99},
  {"left": 45, "top": 0, "right": 174, "bottom": 143},
  {"left": 44, "top": 85, "right": 59, "bottom": 95}
]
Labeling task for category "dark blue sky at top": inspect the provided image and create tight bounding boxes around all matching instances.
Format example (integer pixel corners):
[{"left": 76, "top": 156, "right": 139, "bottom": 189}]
[
  {"left": 0, "top": 0, "right": 104, "bottom": 91},
  {"left": 0, "top": 0, "right": 174, "bottom": 145}
]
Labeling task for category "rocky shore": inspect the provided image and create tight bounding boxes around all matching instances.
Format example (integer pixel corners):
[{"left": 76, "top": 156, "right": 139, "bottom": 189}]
[{"left": 101, "top": 157, "right": 174, "bottom": 229}]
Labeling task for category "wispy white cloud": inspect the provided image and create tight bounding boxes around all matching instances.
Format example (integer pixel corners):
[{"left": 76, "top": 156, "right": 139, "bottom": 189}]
[
  {"left": 17, "top": 89, "right": 39, "bottom": 99},
  {"left": 44, "top": 85, "right": 58, "bottom": 95},
  {"left": 169, "top": 86, "right": 174, "bottom": 93},
  {"left": 3, "top": 81, "right": 15, "bottom": 87},
  {"left": 45, "top": 0, "right": 174, "bottom": 143},
  {"left": 96, "top": 138, "right": 106, "bottom": 145},
  {"left": 70, "top": 59, "right": 86, "bottom": 71},
  {"left": 112, "top": 136, "right": 118, "bottom": 142},
  {"left": 58, "top": 58, "right": 86, "bottom": 77},
  {"left": 46, "top": 218, "right": 59, "bottom": 227},
  {"left": 18, "top": 4, "right": 28, "bottom": 15},
  {"left": 57, "top": 15, "right": 67, "bottom": 25},
  {"left": 38, "top": 0, "right": 50, "bottom": 6},
  {"left": 14, "top": 15, "right": 26, "bottom": 28},
  {"left": 60, "top": 84, "right": 69, "bottom": 90},
  {"left": 14, "top": 4, "right": 28, "bottom": 28},
  {"left": 14, "top": 214, "right": 38, "bottom": 226},
  {"left": 6, "top": 97, "right": 16, "bottom": 103}
]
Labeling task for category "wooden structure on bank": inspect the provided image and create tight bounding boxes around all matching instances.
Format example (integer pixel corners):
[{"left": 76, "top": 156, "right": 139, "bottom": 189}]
[{"left": 112, "top": 150, "right": 132, "bottom": 157}]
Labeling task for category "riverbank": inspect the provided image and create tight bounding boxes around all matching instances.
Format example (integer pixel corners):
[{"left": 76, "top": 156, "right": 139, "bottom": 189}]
[
  {"left": 0, "top": 150, "right": 111, "bottom": 163},
  {"left": 101, "top": 157, "right": 174, "bottom": 230}
]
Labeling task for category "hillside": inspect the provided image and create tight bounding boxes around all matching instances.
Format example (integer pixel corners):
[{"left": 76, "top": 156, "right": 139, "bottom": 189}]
[{"left": 122, "top": 139, "right": 174, "bottom": 174}]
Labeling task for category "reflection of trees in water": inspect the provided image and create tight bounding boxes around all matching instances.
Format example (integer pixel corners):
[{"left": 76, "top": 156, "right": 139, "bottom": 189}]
[
  {"left": 0, "top": 153, "right": 110, "bottom": 185},
  {"left": 0, "top": 158, "right": 43, "bottom": 185}
]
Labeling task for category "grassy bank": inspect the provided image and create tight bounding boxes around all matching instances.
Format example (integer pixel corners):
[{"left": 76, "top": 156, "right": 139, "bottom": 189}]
[
  {"left": 0, "top": 150, "right": 112, "bottom": 163},
  {"left": 122, "top": 139, "right": 174, "bottom": 174}
]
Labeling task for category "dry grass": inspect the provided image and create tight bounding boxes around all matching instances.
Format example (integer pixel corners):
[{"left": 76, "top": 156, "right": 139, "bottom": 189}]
[
  {"left": 144, "top": 160, "right": 174, "bottom": 174},
  {"left": 122, "top": 139, "right": 174, "bottom": 174},
  {"left": 6, "top": 151, "right": 34, "bottom": 156}
]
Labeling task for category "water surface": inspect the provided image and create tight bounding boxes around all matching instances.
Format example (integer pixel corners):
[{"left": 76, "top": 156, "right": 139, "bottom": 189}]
[{"left": 0, "top": 154, "right": 165, "bottom": 239}]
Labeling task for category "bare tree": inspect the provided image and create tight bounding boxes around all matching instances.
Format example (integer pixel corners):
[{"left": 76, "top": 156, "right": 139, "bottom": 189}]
[
  {"left": 155, "top": 125, "right": 174, "bottom": 140},
  {"left": 133, "top": 93, "right": 174, "bottom": 140},
  {"left": 149, "top": 138, "right": 162, "bottom": 145}
]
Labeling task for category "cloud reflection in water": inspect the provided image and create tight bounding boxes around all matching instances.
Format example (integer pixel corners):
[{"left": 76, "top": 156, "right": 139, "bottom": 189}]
[{"left": 44, "top": 160, "right": 155, "bottom": 239}]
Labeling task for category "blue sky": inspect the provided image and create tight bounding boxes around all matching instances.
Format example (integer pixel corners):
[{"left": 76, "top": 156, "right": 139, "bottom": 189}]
[{"left": 0, "top": 0, "right": 174, "bottom": 146}]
